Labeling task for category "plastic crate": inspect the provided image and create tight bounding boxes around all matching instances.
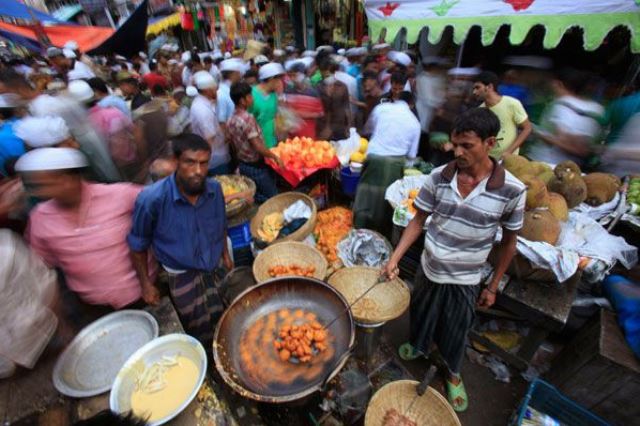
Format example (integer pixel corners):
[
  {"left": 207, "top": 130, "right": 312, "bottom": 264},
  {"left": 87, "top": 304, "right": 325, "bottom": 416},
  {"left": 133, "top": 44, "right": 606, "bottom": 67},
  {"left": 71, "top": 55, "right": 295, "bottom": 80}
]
[
  {"left": 513, "top": 379, "right": 610, "bottom": 426},
  {"left": 228, "top": 220, "right": 251, "bottom": 250}
]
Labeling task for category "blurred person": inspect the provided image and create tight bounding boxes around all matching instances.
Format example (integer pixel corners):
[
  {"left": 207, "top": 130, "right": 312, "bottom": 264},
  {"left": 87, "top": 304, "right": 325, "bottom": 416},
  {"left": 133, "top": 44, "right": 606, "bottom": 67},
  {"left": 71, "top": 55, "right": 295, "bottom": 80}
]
[
  {"left": 415, "top": 57, "right": 447, "bottom": 135},
  {"left": 203, "top": 56, "right": 221, "bottom": 83},
  {"left": 334, "top": 56, "right": 359, "bottom": 116},
  {"left": 601, "top": 81, "right": 640, "bottom": 146},
  {"left": 382, "top": 71, "right": 409, "bottom": 102},
  {"left": 156, "top": 53, "right": 171, "bottom": 81},
  {"left": 18, "top": 148, "right": 156, "bottom": 309},
  {"left": 228, "top": 82, "right": 282, "bottom": 203},
  {"left": 190, "top": 71, "right": 230, "bottom": 175},
  {"left": 430, "top": 67, "right": 481, "bottom": 137},
  {"left": 142, "top": 61, "right": 170, "bottom": 92},
  {"left": 528, "top": 68, "right": 604, "bottom": 167},
  {"left": 217, "top": 59, "right": 245, "bottom": 128},
  {"left": 380, "top": 51, "right": 412, "bottom": 93},
  {"left": 250, "top": 62, "right": 285, "bottom": 148},
  {"left": 132, "top": 52, "right": 151, "bottom": 76},
  {"left": 383, "top": 108, "right": 525, "bottom": 413},
  {"left": 63, "top": 40, "right": 100, "bottom": 77},
  {"left": 166, "top": 87, "right": 191, "bottom": 136},
  {"left": 87, "top": 77, "right": 131, "bottom": 118},
  {"left": 316, "top": 55, "right": 351, "bottom": 141},
  {"left": 600, "top": 112, "right": 640, "bottom": 176},
  {"left": 118, "top": 71, "right": 151, "bottom": 111},
  {"left": 0, "top": 93, "right": 26, "bottom": 176},
  {"left": 473, "top": 71, "right": 531, "bottom": 159},
  {"left": 47, "top": 47, "right": 94, "bottom": 81},
  {"left": 168, "top": 58, "right": 183, "bottom": 87},
  {"left": 128, "top": 134, "right": 233, "bottom": 347},
  {"left": 498, "top": 68, "right": 532, "bottom": 113},
  {"left": 353, "top": 70, "right": 383, "bottom": 132},
  {"left": 67, "top": 80, "right": 140, "bottom": 181},
  {"left": 0, "top": 229, "right": 58, "bottom": 378},
  {"left": 354, "top": 92, "right": 420, "bottom": 235},
  {"left": 346, "top": 47, "right": 366, "bottom": 78}
]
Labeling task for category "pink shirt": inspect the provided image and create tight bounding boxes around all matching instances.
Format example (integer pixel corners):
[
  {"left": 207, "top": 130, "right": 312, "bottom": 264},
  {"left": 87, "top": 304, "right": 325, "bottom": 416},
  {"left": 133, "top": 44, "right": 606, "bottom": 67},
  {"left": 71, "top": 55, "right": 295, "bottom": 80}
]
[{"left": 27, "top": 182, "right": 153, "bottom": 308}]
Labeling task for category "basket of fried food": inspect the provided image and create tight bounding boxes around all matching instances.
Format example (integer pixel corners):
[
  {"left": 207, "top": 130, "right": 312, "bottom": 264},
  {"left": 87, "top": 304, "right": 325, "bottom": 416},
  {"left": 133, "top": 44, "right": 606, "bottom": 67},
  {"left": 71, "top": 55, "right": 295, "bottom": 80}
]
[
  {"left": 365, "top": 380, "right": 460, "bottom": 426},
  {"left": 327, "top": 266, "right": 410, "bottom": 324},
  {"left": 215, "top": 175, "right": 256, "bottom": 217},
  {"left": 253, "top": 241, "right": 328, "bottom": 283}
]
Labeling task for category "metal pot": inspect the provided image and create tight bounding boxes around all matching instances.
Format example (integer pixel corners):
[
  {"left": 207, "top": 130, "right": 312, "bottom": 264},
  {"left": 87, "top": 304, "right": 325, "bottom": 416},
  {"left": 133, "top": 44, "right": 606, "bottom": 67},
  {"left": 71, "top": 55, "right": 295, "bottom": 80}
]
[{"left": 213, "top": 277, "right": 355, "bottom": 404}]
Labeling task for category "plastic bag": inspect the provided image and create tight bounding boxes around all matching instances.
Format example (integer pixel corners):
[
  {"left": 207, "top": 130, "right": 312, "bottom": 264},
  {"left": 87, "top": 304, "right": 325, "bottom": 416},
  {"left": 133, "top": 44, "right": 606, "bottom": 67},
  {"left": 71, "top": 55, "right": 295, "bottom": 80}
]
[
  {"left": 283, "top": 200, "right": 312, "bottom": 223},
  {"left": 334, "top": 128, "right": 361, "bottom": 167},
  {"left": 385, "top": 175, "right": 429, "bottom": 227},
  {"left": 337, "top": 229, "right": 392, "bottom": 268},
  {"left": 275, "top": 106, "right": 303, "bottom": 135}
]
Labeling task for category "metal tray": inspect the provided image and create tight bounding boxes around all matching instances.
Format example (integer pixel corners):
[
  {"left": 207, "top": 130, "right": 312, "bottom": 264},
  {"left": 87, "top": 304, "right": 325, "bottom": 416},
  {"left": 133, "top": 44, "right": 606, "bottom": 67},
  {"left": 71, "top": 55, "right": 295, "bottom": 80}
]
[{"left": 52, "top": 310, "right": 159, "bottom": 398}]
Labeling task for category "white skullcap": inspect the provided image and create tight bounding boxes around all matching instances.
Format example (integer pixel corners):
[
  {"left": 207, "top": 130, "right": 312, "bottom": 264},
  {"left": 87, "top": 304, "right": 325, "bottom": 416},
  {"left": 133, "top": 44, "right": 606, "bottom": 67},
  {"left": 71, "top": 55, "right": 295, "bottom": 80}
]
[
  {"left": 212, "top": 50, "right": 223, "bottom": 60},
  {"left": 345, "top": 48, "right": 356, "bottom": 57},
  {"left": 219, "top": 58, "right": 245, "bottom": 73},
  {"left": 284, "top": 59, "right": 301, "bottom": 72},
  {"left": 316, "top": 45, "right": 333, "bottom": 53},
  {"left": 193, "top": 71, "right": 217, "bottom": 90},
  {"left": 186, "top": 86, "right": 198, "bottom": 97},
  {"left": 15, "top": 147, "right": 87, "bottom": 172},
  {"left": 0, "top": 93, "right": 20, "bottom": 108},
  {"left": 301, "top": 50, "right": 316, "bottom": 58},
  {"left": 373, "top": 43, "right": 390, "bottom": 50},
  {"left": 161, "top": 43, "right": 172, "bottom": 51},
  {"left": 300, "top": 57, "right": 314, "bottom": 69},
  {"left": 67, "top": 67, "right": 93, "bottom": 81},
  {"left": 168, "top": 59, "right": 178, "bottom": 65},
  {"left": 63, "top": 40, "right": 78, "bottom": 50},
  {"left": 67, "top": 80, "right": 94, "bottom": 103},
  {"left": 388, "top": 51, "right": 411, "bottom": 67},
  {"left": 115, "top": 54, "right": 126, "bottom": 61},
  {"left": 224, "top": 52, "right": 232, "bottom": 59},
  {"left": 62, "top": 48, "right": 76, "bottom": 59},
  {"left": 253, "top": 54, "right": 269, "bottom": 65},
  {"left": 448, "top": 67, "right": 481, "bottom": 77},
  {"left": 337, "top": 48, "right": 346, "bottom": 56},
  {"left": 46, "top": 47, "right": 64, "bottom": 58},
  {"left": 355, "top": 47, "right": 368, "bottom": 56},
  {"left": 181, "top": 51, "right": 192, "bottom": 63},
  {"left": 14, "top": 116, "right": 71, "bottom": 148},
  {"left": 258, "top": 62, "right": 285, "bottom": 81},
  {"left": 285, "top": 45, "right": 296, "bottom": 53},
  {"left": 139, "top": 51, "right": 148, "bottom": 59},
  {"left": 273, "top": 49, "right": 285, "bottom": 57},
  {"left": 169, "top": 44, "right": 179, "bottom": 52}
]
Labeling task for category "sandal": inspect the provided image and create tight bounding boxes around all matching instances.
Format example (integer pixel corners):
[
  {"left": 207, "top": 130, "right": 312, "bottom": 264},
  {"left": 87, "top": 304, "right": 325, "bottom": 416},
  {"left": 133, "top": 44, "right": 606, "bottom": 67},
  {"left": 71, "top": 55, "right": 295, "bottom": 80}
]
[
  {"left": 398, "top": 343, "right": 422, "bottom": 361},
  {"left": 446, "top": 377, "right": 469, "bottom": 412}
]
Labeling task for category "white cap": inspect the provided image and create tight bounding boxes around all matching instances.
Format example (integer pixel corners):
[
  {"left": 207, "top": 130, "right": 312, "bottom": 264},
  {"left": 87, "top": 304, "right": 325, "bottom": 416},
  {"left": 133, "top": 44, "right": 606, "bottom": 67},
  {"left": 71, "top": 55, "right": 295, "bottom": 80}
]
[
  {"left": 67, "top": 66, "right": 94, "bottom": 81},
  {"left": 62, "top": 48, "right": 76, "bottom": 59},
  {"left": 301, "top": 50, "right": 316, "bottom": 58},
  {"left": 115, "top": 54, "right": 126, "bottom": 61},
  {"left": 63, "top": 40, "right": 78, "bottom": 50},
  {"left": 316, "top": 45, "right": 333, "bottom": 53},
  {"left": 355, "top": 47, "right": 368, "bottom": 56},
  {"left": 273, "top": 49, "right": 285, "bottom": 57},
  {"left": 168, "top": 44, "right": 179, "bottom": 52},
  {"left": 212, "top": 50, "right": 223, "bottom": 60},
  {"left": 168, "top": 59, "right": 178, "bottom": 65},
  {"left": 219, "top": 58, "right": 245, "bottom": 73},
  {"left": 285, "top": 45, "right": 296, "bottom": 53},
  {"left": 14, "top": 117, "right": 71, "bottom": 148},
  {"left": 387, "top": 51, "right": 411, "bottom": 67},
  {"left": 448, "top": 67, "right": 481, "bottom": 77},
  {"left": 0, "top": 93, "right": 20, "bottom": 108},
  {"left": 15, "top": 147, "right": 87, "bottom": 172},
  {"left": 258, "top": 62, "right": 285, "bottom": 81},
  {"left": 337, "top": 48, "right": 346, "bottom": 56},
  {"left": 224, "top": 52, "right": 232, "bottom": 59},
  {"left": 186, "top": 86, "right": 198, "bottom": 97},
  {"left": 67, "top": 80, "right": 95, "bottom": 103},
  {"left": 181, "top": 51, "right": 192, "bottom": 63},
  {"left": 161, "top": 43, "right": 172, "bottom": 51},
  {"left": 254, "top": 54, "right": 269, "bottom": 65},
  {"left": 139, "top": 51, "right": 148, "bottom": 59},
  {"left": 373, "top": 43, "right": 390, "bottom": 50},
  {"left": 193, "top": 70, "right": 217, "bottom": 90}
]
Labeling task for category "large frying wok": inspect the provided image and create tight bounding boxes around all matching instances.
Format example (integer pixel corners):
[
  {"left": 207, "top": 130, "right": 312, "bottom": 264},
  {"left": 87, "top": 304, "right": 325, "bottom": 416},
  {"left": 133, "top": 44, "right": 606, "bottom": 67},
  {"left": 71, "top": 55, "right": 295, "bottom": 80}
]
[{"left": 213, "top": 277, "right": 355, "bottom": 403}]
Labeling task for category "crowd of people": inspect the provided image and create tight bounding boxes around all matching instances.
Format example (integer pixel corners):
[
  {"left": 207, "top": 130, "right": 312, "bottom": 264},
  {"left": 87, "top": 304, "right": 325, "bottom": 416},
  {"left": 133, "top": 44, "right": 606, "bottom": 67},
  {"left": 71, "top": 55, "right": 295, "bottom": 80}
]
[{"left": 1, "top": 38, "right": 639, "bottom": 412}]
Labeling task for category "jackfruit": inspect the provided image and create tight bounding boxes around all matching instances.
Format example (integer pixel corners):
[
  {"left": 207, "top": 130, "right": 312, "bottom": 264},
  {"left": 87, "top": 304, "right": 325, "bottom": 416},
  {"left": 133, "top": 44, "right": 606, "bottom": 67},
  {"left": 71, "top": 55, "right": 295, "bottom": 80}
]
[
  {"left": 547, "top": 192, "right": 569, "bottom": 221},
  {"left": 529, "top": 161, "right": 551, "bottom": 176},
  {"left": 521, "top": 175, "right": 549, "bottom": 210},
  {"left": 554, "top": 160, "right": 581, "bottom": 177},
  {"left": 538, "top": 169, "right": 554, "bottom": 186},
  {"left": 583, "top": 173, "right": 620, "bottom": 206},
  {"left": 520, "top": 210, "right": 561, "bottom": 245},
  {"left": 503, "top": 154, "right": 530, "bottom": 180},
  {"left": 548, "top": 171, "right": 587, "bottom": 208}
]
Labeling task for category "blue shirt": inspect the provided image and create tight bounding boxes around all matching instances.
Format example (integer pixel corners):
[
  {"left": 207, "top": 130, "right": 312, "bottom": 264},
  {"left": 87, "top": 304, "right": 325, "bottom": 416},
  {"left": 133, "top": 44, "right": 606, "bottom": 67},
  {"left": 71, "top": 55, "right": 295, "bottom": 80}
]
[
  {"left": 0, "top": 118, "right": 26, "bottom": 176},
  {"left": 216, "top": 80, "right": 235, "bottom": 124},
  {"left": 127, "top": 174, "right": 227, "bottom": 271},
  {"left": 98, "top": 95, "right": 131, "bottom": 118}
]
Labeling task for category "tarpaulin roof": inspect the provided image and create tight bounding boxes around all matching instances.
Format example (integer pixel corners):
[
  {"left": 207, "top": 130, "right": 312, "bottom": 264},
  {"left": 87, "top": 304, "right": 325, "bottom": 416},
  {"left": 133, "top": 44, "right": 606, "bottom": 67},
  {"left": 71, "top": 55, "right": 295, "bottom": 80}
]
[
  {"left": 364, "top": 0, "right": 640, "bottom": 53},
  {"left": 0, "top": 21, "right": 113, "bottom": 52},
  {"left": 51, "top": 4, "right": 83, "bottom": 22},
  {"left": 0, "top": 0, "right": 65, "bottom": 24},
  {"left": 88, "top": 0, "right": 148, "bottom": 57}
]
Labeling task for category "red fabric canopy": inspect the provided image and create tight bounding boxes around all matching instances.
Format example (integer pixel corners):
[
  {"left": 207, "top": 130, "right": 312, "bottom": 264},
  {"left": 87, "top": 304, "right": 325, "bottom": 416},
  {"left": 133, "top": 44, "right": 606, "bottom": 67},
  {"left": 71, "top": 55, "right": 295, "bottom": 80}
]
[{"left": 0, "top": 21, "right": 113, "bottom": 52}]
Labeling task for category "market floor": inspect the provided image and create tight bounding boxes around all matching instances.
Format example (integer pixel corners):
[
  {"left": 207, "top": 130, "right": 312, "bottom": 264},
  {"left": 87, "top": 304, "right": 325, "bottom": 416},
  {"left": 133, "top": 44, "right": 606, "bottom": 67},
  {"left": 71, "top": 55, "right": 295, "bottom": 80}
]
[{"left": 383, "top": 311, "right": 529, "bottom": 426}]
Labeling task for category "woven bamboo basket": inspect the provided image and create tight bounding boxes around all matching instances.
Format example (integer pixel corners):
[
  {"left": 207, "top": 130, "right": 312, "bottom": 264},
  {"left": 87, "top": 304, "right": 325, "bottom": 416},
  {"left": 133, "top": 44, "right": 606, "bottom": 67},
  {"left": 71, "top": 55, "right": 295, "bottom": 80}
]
[
  {"left": 215, "top": 175, "right": 256, "bottom": 217},
  {"left": 365, "top": 380, "right": 460, "bottom": 426},
  {"left": 253, "top": 242, "right": 328, "bottom": 283},
  {"left": 250, "top": 192, "right": 317, "bottom": 245},
  {"left": 327, "top": 266, "right": 410, "bottom": 324}
]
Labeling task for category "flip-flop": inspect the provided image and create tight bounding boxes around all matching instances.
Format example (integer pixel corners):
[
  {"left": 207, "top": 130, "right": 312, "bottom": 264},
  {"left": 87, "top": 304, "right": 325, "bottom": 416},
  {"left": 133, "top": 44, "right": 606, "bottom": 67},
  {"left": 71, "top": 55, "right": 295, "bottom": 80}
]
[
  {"left": 398, "top": 343, "right": 421, "bottom": 361},
  {"left": 446, "top": 378, "right": 469, "bottom": 412}
]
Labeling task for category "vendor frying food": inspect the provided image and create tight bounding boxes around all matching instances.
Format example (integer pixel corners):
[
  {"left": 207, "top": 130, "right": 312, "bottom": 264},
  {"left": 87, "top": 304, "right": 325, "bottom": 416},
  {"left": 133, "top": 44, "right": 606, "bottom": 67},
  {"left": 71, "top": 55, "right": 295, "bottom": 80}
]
[{"left": 383, "top": 108, "right": 526, "bottom": 412}]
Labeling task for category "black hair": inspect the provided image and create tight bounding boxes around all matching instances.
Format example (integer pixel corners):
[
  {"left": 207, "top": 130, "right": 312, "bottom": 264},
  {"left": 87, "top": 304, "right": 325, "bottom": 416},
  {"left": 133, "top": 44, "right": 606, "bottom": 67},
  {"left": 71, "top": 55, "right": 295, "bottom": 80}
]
[
  {"left": 171, "top": 133, "right": 211, "bottom": 158},
  {"left": 363, "top": 55, "right": 378, "bottom": 68},
  {"left": 203, "top": 56, "right": 213, "bottom": 64},
  {"left": 0, "top": 68, "right": 30, "bottom": 89},
  {"left": 362, "top": 70, "right": 378, "bottom": 82},
  {"left": 151, "top": 84, "right": 166, "bottom": 97},
  {"left": 148, "top": 61, "right": 157, "bottom": 71},
  {"left": 86, "top": 77, "right": 108, "bottom": 94},
  {"left": 398, "top": 91, "right": 414, "bottom": 105},
  {"left": 243, "top": 69, "right": 258, "bottom": 81},
  {"left": 221, "top": 70, "right": 235, "bottom": 80},
  {"left": 230, "top": 82, "right": 252, "bottom": 106},
  {"left": 452, "top": 107, "right": 500, "bottom": 141},
  {"left": 72, "top": 410, "right": 147, "bottom": 426},
  {"left": 475, "top": 71, "right": 499, "bottom": 89},
  {"left": 390, "top": 71, "right": 407, "bottom": 85},
  {"left": 554, "top": 67, "right": 590, "bottom": 95}
]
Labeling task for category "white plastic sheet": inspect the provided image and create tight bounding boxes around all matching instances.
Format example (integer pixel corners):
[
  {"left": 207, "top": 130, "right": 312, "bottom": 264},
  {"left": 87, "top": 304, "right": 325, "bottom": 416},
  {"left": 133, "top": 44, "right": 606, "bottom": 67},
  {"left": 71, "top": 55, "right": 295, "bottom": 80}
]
[
  {"left": 385, "top": 175, "right": 428, "bottom": 227},
  {"left": 334, "top": 128, "right": 361, "bottom": 167},
  {"left": 572, "top": 191, "right": 620, "bottom": 221}
]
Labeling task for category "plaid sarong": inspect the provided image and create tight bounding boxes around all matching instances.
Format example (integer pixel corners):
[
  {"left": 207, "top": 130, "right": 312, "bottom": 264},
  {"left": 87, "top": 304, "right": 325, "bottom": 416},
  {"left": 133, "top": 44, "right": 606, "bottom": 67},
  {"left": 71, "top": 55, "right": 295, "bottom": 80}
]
[
  {"left": 168, "top": 269, "right": 225, "bottom": 348},
  {"left": 410, "top": 267, "right": 480, "bottom": 374}
]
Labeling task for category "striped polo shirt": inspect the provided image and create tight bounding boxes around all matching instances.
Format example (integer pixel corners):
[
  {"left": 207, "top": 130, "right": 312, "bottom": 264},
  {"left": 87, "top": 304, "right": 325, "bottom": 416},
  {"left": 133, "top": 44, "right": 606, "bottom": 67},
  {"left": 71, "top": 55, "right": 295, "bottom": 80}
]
[{"left": 414, "top": 159, "right": 526, "bottom": 285}]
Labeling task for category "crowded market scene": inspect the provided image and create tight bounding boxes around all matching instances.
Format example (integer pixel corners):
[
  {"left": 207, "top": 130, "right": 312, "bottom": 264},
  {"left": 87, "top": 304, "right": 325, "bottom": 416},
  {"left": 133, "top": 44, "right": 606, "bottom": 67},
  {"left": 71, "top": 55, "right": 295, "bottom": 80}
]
[{"left": 2, "top": 0, "right": 640, "bottom": 425}]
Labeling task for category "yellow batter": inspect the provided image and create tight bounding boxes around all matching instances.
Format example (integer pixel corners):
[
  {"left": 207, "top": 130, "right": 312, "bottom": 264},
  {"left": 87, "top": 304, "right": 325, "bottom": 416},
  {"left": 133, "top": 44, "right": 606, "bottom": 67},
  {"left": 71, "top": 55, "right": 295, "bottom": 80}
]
[{"left": 130, "top": 355, "right": 199, "bottom": 422}]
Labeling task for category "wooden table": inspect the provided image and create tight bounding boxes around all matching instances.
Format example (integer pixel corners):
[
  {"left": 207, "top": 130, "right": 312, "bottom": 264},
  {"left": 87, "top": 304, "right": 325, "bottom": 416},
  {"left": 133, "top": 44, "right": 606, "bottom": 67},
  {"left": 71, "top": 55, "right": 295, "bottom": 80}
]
[
  {"left": 1, "top": 297, "right": 236, "bottom": 426},
  {"left": 469, "top": 273, "right": 580, "bottom": 370}
]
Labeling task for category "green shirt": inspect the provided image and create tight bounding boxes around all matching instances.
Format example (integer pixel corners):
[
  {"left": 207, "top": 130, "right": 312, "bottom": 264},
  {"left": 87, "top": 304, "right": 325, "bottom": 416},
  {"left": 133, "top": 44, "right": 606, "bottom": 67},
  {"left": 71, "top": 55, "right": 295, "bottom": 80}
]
[
  {"left": 483, "top": 95, "right": 528, "bottom": 159},
  {"left": 310, "top": 70, "right": 323, "bottom": 87},
  {"left": 249, "top": 85, "right": 278, "bottom": 149}
]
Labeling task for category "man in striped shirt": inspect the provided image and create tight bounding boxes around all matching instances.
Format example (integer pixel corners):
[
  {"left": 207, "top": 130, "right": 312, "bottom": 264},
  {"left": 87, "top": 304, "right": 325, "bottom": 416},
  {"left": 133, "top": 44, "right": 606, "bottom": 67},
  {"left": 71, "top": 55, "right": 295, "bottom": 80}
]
[{"left": 384, "top": 108, "right": 526, "bottom": 412}]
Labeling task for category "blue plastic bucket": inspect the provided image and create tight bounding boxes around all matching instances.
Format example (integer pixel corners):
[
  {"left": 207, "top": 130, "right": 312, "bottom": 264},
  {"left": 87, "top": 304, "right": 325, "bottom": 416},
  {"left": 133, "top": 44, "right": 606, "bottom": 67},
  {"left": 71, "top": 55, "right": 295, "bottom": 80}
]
[
  {"left": 228, "top": 220, "right": 252, "bottom": 250},
  {"left": 340, "top": 167, "right": 360, "bottom": 197}
]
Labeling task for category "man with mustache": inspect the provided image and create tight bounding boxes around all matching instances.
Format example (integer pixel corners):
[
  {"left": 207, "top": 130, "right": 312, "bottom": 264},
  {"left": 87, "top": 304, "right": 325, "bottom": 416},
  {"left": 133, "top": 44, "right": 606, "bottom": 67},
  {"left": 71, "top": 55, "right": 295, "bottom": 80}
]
[{"left": 128, "top": 133, "right": 233, "bottom": 347}]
